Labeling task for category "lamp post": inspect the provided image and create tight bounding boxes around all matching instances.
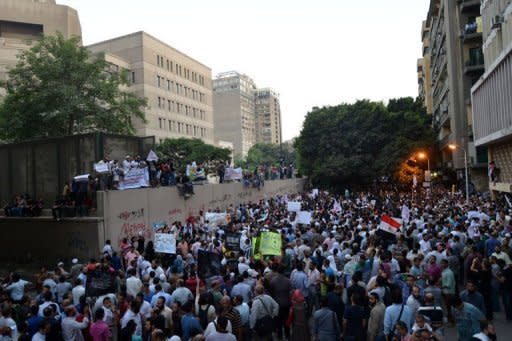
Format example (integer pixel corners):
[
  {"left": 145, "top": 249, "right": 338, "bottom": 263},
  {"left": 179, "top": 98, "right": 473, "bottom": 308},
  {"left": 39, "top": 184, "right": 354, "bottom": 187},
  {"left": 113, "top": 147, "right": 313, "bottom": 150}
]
[
  {"left": 417, "top": 152, "right": 430, "bottom": 172},
  {"left": 449, "top": 144, "right": 469, "bottom": 203}
]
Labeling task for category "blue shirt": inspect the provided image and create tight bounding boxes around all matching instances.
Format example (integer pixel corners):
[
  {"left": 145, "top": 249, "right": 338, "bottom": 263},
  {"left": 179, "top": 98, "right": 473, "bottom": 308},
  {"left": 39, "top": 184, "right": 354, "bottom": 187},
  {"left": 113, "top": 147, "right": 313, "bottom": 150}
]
[
  {"left": 452, "top": 302, "right": 485, "bottom": 341},
  {"left": 181, "top": 313, "right": 203, "bottom": 341},
  {"left": 384, "top": 304, "right": 413, "bottom": 336},
  {"left": 290, "top": 270, "right": 309, "bottom": 297},
  {"left": 27, "top": 315, "right": 43, "bottom": 338}
]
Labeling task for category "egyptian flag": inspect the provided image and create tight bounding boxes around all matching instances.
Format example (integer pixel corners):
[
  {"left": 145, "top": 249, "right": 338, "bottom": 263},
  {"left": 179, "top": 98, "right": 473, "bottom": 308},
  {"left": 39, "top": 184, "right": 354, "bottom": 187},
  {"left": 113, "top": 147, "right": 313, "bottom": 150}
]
[{"left": 378, "top": 215, "right": 402, "bottom": 236}]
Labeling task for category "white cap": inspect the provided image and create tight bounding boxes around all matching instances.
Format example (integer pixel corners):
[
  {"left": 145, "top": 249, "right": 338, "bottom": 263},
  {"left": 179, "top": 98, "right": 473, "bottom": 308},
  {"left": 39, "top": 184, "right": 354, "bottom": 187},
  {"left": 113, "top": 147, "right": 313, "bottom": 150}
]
[{"left": 72, "top": 258, "right": 78, "bottom": 264}]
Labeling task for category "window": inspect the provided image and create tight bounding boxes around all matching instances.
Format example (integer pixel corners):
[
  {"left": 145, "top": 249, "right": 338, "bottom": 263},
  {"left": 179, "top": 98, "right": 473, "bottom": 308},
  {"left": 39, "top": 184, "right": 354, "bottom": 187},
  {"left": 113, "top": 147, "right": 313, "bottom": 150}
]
[
  {"left": 167, "top": 80, "right": 170, "bottom": 90},
  {"left": 171, "top": 101, "right": 175, "bottom": 112},
  {"left": 166, "top": 60, "right": 169, "bottom": 70},
  {"left": 158, "top": 118, "right": 162, "bottom": 129},
  {"left": 157, "top": 97, "right": 161, "bottom": 108},
  {"left": 185, "top": 105, "right": 189, "bottom": 116},
  {"left": 170, "top": 81, "right": 174, "bottom": 92},
  {"left": 186, "top": 124, "right": 190, "bottom": 135},
  {"left": 177, "top": 102, "right": 180, "bottom": 113},
  {"left": 157, "top": 75, "right": 161, "bottom": 87},
  {"left": 168, "top": 100, "right": 171, "bottom": 111},
  {"left": 131, "top": 71, "right": 135, "bottom": 84},
  {"left": 170, "top": 61, "right": 173, "bottom": 72},
  {"left": 193, "top": 126, "right": 198, "bottom": 136},
  {"left": 193, "top": 108, "right": 197, "bottom": 118},
  {"left": 156, "top": 55, "right": 159, "bottom": 66},
  {"left": 176, "top": 83, "right": 180, "bottom": 93}
]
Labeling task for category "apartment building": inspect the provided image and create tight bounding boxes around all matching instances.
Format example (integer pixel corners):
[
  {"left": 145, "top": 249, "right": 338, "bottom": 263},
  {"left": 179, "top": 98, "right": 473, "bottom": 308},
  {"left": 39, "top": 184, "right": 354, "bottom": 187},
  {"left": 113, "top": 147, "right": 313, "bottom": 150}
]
[
  {"left": 422, "top": 0, "right": 488, "bottom": 190},
  {"left": 471, "top": 0, "right": 512, "bottom": 195},
  {"left": 0, "top": 0, "right": 81, "bottom": 97},
  {"left": 87, "top": 31, "right": 214, "bottom": 144},
  {"left": 418, "top": 21, "right": 434, "bottom": 116},
  {"left": 213, "top": 71, "right": 283, "bottom": 158},
  {"left": 255, "top": 88, "right": 282, "bottom": 145}
]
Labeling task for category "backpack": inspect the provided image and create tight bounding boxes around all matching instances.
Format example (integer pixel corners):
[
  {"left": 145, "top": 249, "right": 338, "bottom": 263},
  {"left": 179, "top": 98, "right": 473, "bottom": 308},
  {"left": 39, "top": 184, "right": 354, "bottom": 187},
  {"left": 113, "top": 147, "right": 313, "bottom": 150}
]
[
  {"left": 254, "top": 297, "right": 274, "bottom": 336},
  {"left": 198, "top": 304, "right": 211, "bottom": 329}
]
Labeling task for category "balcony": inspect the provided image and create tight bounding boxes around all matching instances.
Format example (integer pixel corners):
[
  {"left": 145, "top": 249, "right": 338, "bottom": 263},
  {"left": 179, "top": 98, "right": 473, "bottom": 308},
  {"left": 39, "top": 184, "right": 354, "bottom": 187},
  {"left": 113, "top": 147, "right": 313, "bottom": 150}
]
[
  {"left": 459, "top": 0, "right": 481, "bottom": 14},
  {"left": 464, "top": 50, "right": 485, "bottom": 75}
]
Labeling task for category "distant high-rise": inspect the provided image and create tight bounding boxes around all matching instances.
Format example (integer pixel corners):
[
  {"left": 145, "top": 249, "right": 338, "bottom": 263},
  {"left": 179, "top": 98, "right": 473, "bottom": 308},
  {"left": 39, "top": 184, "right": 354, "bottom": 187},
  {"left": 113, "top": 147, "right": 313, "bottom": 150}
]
[
  {"left": 87, "top": 31, "right": 214, "bottom": 144},
  {"left": 213, "top": 71, "right": 282, "bottom": 158},
  {"left": 255, "top": 88, "right": 282, "bottom": 145},
  {"left": 0, "top": 0, "right": 82, "bottom": 97}
]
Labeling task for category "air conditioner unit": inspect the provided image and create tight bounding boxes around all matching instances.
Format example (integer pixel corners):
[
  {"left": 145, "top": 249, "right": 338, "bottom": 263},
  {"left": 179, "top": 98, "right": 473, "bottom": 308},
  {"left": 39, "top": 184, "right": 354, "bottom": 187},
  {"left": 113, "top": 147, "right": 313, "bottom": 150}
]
[{"left": 491, "top": 15, "right": 504, "bottom": 29}]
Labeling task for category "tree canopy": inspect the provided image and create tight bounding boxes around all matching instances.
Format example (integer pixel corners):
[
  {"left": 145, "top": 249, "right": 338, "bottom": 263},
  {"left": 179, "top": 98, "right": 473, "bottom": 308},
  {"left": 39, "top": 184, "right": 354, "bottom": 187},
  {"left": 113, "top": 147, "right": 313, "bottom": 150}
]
[
  {"left": 156, "top": 138, "right": 231, "bottom": 169},
  {"left": 245, "top": 142, "right": 296, "bottom": 168},
  {"left": 0, "top": 33, "right": 147, "bottom": 142},
  {"left": 295, "top": 97, "right": 434, "bottom": 188}
]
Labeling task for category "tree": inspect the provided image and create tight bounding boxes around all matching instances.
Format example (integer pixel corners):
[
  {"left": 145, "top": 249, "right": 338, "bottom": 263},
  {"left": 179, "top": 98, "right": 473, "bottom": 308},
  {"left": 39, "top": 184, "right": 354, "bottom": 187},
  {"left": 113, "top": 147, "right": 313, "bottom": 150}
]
[
  {"left": 156, "top": 138, "right": 231, "bottom": 170},
  {"left": 246, "top": 142, "right": 296, "bottom": 168},
  {"left": 0, "top": 33, "right": 147, "bottom": 142},
  {"left": 295, "top": 98, "right": 434, "bottom": 188}
]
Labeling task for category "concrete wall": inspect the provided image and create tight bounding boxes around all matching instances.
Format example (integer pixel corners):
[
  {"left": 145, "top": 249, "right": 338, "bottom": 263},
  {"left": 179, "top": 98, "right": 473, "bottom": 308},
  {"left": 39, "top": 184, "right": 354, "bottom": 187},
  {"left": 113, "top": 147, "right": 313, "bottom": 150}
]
[
  {"left": 102, "top": 178, "right": 305, "bottom": 246},
  {"left": 0, "top": 218, "right": 103, "bottom": 265}
]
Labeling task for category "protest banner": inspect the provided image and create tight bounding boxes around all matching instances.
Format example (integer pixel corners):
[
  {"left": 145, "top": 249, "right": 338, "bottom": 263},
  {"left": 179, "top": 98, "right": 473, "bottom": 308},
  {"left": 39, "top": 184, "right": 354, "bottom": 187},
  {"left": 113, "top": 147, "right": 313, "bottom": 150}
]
[
  {"left": 252, "top": 237, "right": 261, "bottom": 261},
  {"left": 154, "top": 233, "right": 176, "bottom": 254},
  {"left": 119, "top": 168, "right": 149, "bottom": 190},
  {"left": 297, "top": 211, "right": 312, "bottom": 225},
  {"left": 287, "top": 201, "right": 301, "bottom": 212},
  {"left": 198, "top": 250, "right": 221, "bottom": 279},
  {"left": 205, "top": 212, "right": 228, "bottom": 226},
  {"left": 225, "top": 232, "right": 241, "bottom": 251},
  {"left": 259, "top": 232, "right": 282, "bottom": 256},
  {"left": 85, "top": 269, "right": 116, "bottom": 297},
  {"left": 73, "top": 174, "right": 90, "bottom": 182},
  {"left": 94, "top": 163, "right": 110, "bottom": 174},
  {"left": 224, "top": 167, "right": 243, "bottom": 181}
]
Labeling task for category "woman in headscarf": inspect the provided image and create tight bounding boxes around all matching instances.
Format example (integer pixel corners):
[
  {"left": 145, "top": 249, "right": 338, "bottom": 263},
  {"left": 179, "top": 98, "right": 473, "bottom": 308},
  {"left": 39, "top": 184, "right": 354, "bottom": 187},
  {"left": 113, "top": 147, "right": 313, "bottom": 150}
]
[{"left": 286, "top": 289, "right": 310, "bottom": 341}]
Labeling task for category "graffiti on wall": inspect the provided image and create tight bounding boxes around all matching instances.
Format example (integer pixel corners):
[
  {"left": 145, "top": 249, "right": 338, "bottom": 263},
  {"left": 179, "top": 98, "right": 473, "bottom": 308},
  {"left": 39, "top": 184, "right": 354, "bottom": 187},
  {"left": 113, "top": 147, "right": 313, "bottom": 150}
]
[{"left": 117, "top": 208, "right": 150, "bottom": 241}]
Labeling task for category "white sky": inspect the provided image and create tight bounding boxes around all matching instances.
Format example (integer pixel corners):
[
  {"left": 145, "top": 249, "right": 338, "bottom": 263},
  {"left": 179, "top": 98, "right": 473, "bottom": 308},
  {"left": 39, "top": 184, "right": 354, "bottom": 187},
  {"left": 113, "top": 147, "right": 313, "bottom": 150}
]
[{"left": 58, "top": 0, "right": 430, "bottom": 141}]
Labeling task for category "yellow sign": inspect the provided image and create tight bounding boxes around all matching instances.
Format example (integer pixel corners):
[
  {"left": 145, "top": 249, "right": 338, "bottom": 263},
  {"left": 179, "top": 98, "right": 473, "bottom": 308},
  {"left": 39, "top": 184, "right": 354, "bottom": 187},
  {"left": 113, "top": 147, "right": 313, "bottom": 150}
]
[{"left": 259, "top": 232, "right": 282, "bottom": 256}]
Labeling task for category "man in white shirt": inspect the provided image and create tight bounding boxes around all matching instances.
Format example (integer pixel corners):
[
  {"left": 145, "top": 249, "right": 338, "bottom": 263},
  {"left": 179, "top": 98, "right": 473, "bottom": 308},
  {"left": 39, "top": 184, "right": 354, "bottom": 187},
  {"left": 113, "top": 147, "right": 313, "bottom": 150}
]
[
  {"left": 102, "top": 240, "right": 114, "bottom": 257},
  {"left": 121, "top": 301, "right": 142, "bottom": 336},
  {"left": 71, "top": 278, "right": 85, "bottom": 306},
  {"left": 3, "top": 273, "right": 29, "bottom": 302},
  {"left": 61, "top": 306, "right": 89, "bottom": 341},
  {"left": 126, "top": 269, "right": 142, "bottom": 298}
]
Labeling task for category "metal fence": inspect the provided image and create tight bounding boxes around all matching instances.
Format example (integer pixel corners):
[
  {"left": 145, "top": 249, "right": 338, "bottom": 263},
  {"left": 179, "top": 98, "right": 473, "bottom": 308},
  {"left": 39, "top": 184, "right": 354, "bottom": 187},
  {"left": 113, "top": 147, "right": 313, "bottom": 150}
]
[{"left": 0, "top": 132, "right": 154, "bottom": 206}]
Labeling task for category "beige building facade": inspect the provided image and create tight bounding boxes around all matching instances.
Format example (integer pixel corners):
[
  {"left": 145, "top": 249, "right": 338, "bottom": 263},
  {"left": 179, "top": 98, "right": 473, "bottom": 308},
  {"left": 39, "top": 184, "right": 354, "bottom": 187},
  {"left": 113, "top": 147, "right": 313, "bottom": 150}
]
[
  {"left": 0, "top": 0, "right": 81, "bottom": 96},
  {"left": 471, "top": 0, "right": 512, "bottom": 195},
  {"left": 87, "top": 31, "right": 214, "bottom": 144},
  {"left": 213, "top": 71, "right": 283, "bottom": 159},
  {"left": 421, "top": 0, "right": 488, "bottom": 191},
  {"left": 255, "top": 88, "right": 282, "bottom": 145},
  {"left": 418, "top": 21, "right": 433, "bottom": 116}
]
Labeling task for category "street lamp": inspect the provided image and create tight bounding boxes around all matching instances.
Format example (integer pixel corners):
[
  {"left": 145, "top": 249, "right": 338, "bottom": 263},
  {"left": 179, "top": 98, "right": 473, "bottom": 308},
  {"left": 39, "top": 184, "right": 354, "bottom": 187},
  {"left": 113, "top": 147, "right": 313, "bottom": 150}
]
[
  {"left": 417, "top": 152, "right": 430, "bottom": 172},
  {"left": 448, "top": 144, "right": 469, "bottom": 203}
]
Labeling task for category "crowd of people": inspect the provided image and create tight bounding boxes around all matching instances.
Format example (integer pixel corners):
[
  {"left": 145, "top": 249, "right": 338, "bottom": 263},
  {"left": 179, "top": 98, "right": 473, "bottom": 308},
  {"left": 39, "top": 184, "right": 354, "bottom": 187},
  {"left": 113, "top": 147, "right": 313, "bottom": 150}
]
[
  {"left": 1, "top": 186, "right": 511, "bottom": 341},
  {"left": 2, "top": 195, "right": 44, "bottom": 218}
]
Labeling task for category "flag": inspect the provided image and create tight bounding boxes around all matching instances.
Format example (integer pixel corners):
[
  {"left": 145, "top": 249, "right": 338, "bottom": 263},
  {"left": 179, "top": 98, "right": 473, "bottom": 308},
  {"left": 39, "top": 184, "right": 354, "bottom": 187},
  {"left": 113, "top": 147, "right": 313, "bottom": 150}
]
[
  {"left": 379, "top": 215, "right": 402, "bottom": 235},
  {"left": 332, "top": 200, "right": 342, "bottom": 213}
]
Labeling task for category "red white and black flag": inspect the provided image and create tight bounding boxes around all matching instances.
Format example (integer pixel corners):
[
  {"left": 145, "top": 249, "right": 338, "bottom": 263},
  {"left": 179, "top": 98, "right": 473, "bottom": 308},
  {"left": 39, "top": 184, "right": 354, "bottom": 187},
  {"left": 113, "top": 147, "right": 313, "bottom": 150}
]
[{"left": 378, "top": 215, "right": 402, "bottom": 236}]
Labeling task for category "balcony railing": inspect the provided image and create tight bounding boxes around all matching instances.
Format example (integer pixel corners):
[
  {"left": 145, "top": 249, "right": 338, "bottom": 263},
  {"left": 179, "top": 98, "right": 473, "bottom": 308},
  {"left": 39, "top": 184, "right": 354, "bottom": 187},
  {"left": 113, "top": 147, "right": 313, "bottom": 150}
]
[{"left": 464, "top": 50, "right": 485, "bottom": 74}]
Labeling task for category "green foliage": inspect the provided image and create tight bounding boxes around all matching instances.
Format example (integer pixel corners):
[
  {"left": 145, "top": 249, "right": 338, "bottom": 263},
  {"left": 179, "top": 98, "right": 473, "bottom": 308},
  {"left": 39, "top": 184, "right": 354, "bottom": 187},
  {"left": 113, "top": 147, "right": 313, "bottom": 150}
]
[
  {"left": 156, "top": 138, "right": 231, "bottom": 169},
  {"left": 295, "top": 97, "right": 434, "bottom": 188},
  {"left": 245, "top": 142, "right": 295, "bottom": 168},
  {"left": 0, "top": 33, "right": 147, "bottom": 142}
]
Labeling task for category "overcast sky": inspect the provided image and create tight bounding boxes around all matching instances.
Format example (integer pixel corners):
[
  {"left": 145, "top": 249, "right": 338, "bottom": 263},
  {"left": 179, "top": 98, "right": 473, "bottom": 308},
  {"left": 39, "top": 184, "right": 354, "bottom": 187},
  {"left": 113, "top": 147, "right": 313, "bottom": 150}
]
[{"left": 58, "top": 0, "right": 430, "bottom": 141}]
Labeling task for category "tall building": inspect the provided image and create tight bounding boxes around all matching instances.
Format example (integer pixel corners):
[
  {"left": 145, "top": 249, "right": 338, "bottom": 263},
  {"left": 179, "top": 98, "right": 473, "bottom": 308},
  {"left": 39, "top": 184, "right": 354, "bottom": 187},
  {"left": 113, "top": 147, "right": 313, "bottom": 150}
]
[
  {"left": 418, "top": 21, "right": 433, "bottom": 116},
  {"left": 421, "top": 0, "right": 488, "bottom": 190},
  {"left": 213, "top": 71, "right": 257, "bottom": 158},
  {"left": 255, "top": 88, "right": 282, "bottom": 145},
  {"left": 0, "top": 0, "right": 81, "bottom": 96},
  {"left": 87, "top": 31, "right": 214, "bottom": 144},
  {"left": 213, "top": 71, "right": 283, "bottom": 158},
  {"left": 471, "top": 0, "right": 512, "bottom": 195}
]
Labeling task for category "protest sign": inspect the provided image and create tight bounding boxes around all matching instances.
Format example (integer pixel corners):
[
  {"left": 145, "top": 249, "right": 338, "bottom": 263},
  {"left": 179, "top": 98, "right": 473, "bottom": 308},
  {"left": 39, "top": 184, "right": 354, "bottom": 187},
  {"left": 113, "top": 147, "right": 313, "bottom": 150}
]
[
  {"left": 224, "top": 167, "right": 243, "bottom": 181},
  {"left": 297, "top": 211, "right": 312, "bottom": 225},
  {"left": 146, "top": 149, "right": 159, "bottom": 162},
  {"left": 225, "top": 232, "right": 241, "bottom": 251},
  {"left": 252, "top": 237, "right": 261, "bottom": 261},
  {"left": 94, "top": 163, "right": 110, "bottom": 174},
  {"left": 205, "top": 212, "right": 228, "bottom": 226},
  {"left": 198, "top": 250, "right": 221, "bottom": 279},
  {"left": 73, "top": 174, "right": 90, "bottom": 182},
  {"left": 287, "top": 201, "right": 301, "bottom": 212},
  {"left": 154, "top": 233, "right": 176, "bottom": 254},
  {"left": 85, "top": 269, "right": 116, "bottom": 297},
  {"left": 119, "top": 168, "right": 149, "bottom": 190},
  {"left": 259, "top": 232, "right": 282, "bottom": 256}
]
